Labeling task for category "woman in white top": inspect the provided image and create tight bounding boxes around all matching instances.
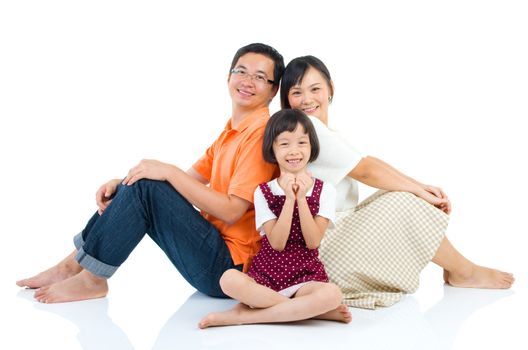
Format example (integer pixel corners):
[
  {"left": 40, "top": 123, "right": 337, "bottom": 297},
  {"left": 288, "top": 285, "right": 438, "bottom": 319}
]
[{"left": 280, "top": 56, "right": 514, "bottom": 309}]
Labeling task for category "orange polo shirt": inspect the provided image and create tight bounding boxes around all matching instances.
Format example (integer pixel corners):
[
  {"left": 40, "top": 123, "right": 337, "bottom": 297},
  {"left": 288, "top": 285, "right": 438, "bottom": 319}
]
[{"left": 192, "top": 107, "right": 277, "bottom": 271}]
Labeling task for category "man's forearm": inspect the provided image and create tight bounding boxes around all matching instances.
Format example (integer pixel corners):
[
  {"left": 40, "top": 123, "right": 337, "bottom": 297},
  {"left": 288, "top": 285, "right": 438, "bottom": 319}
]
[{"left": 166, "top": 165, "right": 248, "bottom": 224}]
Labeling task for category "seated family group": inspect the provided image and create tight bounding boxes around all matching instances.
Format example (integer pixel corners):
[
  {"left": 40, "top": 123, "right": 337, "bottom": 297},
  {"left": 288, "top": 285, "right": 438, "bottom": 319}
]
[{"left": 17, "top": 43, "right": 514, "bottom": 329}]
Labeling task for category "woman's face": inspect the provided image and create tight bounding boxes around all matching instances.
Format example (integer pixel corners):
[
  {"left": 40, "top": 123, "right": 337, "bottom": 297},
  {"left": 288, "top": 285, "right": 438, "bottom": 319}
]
[{"left": 287, "top": 67, "right": 332, "bottom": 125}]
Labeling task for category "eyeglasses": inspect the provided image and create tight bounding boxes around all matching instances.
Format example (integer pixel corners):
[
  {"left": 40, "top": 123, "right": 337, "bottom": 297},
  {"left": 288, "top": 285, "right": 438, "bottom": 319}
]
[{"left": 230, "top": 68, "right": 275, "bottom": 85}]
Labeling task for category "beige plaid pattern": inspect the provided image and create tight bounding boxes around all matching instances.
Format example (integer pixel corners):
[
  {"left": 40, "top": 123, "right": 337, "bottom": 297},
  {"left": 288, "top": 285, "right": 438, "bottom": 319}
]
[{"left": 319, "top": 191, "right": 449, "bottom": 309}]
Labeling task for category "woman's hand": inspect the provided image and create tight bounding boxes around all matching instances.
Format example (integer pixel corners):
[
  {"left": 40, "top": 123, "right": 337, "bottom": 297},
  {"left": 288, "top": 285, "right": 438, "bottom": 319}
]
[
  {"left": 419, "top": 185, "right": 451, "bottom": 214},
  {"left": 122, "top": 159, "right": 174, "bottom": 186},
  {"left": 96, "top": 178, "right": 121, "bottom": 215}
]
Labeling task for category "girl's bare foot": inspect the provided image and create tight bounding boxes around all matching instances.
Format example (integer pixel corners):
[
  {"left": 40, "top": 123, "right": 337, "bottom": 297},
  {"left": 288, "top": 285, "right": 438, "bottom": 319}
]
[
  {"left": 444, "top": 264, "right": 514, "bottom": 289},
  {"left": 34, "top": 270, "right": 108, "bottom": 303},
  {"left": 313, "top": 304, "right": 352, "bottom": 323},
  {"left": 198, "top": 303, "right": 248, "bottom": 329},
  {"left": 17, "top": 252, "right": 82, "bottom": 289}
]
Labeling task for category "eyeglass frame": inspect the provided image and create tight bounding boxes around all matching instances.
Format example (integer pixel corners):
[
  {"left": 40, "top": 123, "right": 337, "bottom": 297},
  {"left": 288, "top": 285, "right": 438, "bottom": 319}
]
[{"left": 230, "top": 68, "right": 275, "bottom": 85}]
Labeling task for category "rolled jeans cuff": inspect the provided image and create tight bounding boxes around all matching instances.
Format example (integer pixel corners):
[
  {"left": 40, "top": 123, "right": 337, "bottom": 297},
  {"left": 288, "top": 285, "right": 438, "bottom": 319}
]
[
  {"left": 73, "top": 232, "right": 84, "bottom": 250},
  {"left": 73, "top": 233, "right": 118, "bottom": 279}
]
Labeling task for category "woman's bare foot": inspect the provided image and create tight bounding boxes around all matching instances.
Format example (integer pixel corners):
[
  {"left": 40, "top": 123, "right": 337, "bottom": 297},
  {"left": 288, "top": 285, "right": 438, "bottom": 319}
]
[
  {"left": 443, "top": 269, "right": 449, "bottom": 284},
  {"left": 16, "top": 251, "right": 82, "bottom": 289},
  {"left": 313, "top": 304, "right": 352, "bottom": 323},
  {"left": 444, "top": 264, "right": 514, "bottom": 289},
  {"left": 33, "top": 270, "right": 108, "bottom": 303},
  {"left": 198, "top": 303, "right": 248, "bottom": 329}
]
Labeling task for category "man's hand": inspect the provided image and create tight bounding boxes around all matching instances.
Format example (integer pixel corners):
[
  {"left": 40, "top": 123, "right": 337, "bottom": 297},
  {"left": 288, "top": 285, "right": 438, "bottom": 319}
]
[
  {"left": 96, "top": 178, "right": 121, "bottom": 215},
  {"left": 122, "top": 159, "right": 174, "bottom": 186}
]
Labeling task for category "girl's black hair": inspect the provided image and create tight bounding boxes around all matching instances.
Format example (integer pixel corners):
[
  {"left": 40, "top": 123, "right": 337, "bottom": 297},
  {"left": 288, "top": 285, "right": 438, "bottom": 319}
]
[
  {"left": 280, "top": 55, "right": 333, "bottom": 109},
  {"left": 262, "top": 109, "right": 320, "bottom": 164}
]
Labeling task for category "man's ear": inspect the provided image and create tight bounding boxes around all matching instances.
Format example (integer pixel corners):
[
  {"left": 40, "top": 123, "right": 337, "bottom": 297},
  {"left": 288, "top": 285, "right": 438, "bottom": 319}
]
[{"left": 271, "top": 85, "right": 279, "bottom": 98}]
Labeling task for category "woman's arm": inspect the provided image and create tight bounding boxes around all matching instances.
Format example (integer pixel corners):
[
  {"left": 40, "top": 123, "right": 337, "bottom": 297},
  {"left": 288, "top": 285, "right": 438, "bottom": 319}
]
[
  {"left": 368, "top": 156, "right": 425, "bottom": 187},
  {"left": 350, "top": 156, "right": 451, "bottom": 213},
  {"left": 349, "top": 156, "right": 418, "bottom": 192},
  {"left": 369, "top": 156, "right": 451, "bottom": 212}
]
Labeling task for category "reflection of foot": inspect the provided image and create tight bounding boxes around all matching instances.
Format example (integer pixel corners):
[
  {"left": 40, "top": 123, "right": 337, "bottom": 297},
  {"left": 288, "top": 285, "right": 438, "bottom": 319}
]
[
  {"left": 17, "top": 252, "right": 82, "bottom": 289},
  {"left": 444, "top": 264, "right": 514, "bottom": 289},
  {"left": 314, "top": 304, "right": 352, "bottom": 323},
  {"left": 34, "top": 270, "right": 108, "bottom": 303},
  {"left": 198, "top": 303, "right": 247, "bottom": 329},
  {"left": 426, "top": 284, "right": 513, "bottom": 350},
  {"left": 32, "top": 297, "right": 136, "bottom": 350}
]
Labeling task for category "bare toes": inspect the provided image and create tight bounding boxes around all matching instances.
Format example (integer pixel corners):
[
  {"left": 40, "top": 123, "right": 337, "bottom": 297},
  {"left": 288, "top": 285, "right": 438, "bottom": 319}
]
[
  {"left": 198, "top": 315, "right": 213, "bottom": 329},
  {"left": 34, "top": 287, "right": 48, "bottom": 299},
  {"left": 16, "top": 280, "right": 26, "bottom": 287},
  {"left": 35, "top": 292, "right": 48, "bottom": 303}
]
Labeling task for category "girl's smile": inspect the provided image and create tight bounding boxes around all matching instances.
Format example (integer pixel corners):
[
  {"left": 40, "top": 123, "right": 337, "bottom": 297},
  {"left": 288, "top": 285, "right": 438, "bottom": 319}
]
[{"left": 272, "top": 124, "right": 311, "bottom": 175}]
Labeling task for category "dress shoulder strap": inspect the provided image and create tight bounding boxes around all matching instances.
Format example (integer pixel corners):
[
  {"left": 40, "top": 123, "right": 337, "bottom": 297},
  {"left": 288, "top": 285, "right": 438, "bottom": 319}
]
[
  {"left": 258, "top": 182, "right": 275, "bottom": 203},
  {"left": 310, "top": 178, "right": 324, "bottom": 202}
]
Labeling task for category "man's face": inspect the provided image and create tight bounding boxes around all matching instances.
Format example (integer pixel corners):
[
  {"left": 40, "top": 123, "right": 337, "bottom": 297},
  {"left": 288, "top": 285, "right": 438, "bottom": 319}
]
[{"left": 228, "top": 53, "right": 277, "bottom": 112}]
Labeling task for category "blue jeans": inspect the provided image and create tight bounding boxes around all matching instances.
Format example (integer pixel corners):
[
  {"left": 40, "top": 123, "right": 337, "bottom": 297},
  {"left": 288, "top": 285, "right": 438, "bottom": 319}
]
[{"left": 73, "top": 179, "right": 241, "bottom": 297}]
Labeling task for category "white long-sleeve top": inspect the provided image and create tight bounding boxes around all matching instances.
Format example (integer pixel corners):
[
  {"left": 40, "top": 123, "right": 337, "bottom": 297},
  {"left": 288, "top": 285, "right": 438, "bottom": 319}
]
[{"left": 307, "top": 116, "right": 365, "bottom": 211}]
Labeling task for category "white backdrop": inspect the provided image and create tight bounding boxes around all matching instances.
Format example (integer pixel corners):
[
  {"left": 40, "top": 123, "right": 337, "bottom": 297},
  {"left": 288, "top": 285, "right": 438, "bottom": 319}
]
[{"left": 1, "top": 1, "right": 527, "bottom": 349}]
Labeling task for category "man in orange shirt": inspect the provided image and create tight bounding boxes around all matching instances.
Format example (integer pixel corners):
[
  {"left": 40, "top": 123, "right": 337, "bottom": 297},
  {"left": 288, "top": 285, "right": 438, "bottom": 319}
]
[{"left": 17, "top": 43, "right": 284, "bottom": 303}]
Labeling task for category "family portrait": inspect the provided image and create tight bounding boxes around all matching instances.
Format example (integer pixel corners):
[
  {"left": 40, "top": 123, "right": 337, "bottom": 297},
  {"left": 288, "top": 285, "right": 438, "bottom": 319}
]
[{"left": 2, "top": 1, "right": 526, "bottom": 349}]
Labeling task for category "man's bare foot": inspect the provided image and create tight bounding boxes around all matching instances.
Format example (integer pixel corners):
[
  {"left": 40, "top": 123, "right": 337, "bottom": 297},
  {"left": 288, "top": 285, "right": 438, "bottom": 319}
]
[
  {"left": 33, "top": 270, "right": 108, "bottom": 303},
  {"left": 313, "top": 304, "right": 352, "bottom": 323},
  {"left": 444, "top": 264, "right": 514, "bottom": 289},
  {"left": 17, "top": 252, "right": 82, "bottom": 289},
  {"left": 198, "top": 303, "right": 248, "bottom": 329}
]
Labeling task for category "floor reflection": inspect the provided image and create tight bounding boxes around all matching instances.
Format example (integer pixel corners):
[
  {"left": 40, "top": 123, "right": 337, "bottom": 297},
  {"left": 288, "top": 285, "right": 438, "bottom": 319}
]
[
  {"left": 17, "top": 289, "right": 135, "bottom": 350},
  {"left": 17, "top": 282, "right": 514, "bottom": 350},
  {"left": 425, "top": 285, "right": 514, "bottom": 349},
  {"left": 152, "top": 285, "right": 513, "bottom": 350},
  {"left": 152, "top": 292, "right": 429, "bottom": 350}
]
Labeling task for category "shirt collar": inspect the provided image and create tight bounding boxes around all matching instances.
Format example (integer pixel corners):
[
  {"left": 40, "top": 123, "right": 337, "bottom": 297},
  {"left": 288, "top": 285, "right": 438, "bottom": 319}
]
[{"left": 224, "top": 107, "right": 270, "bottom": 132}]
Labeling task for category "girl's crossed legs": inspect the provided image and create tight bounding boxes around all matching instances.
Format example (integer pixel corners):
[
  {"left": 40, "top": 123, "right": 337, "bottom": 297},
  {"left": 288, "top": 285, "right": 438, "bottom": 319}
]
[{"left": 199, "top": 269, "right": 352, "bottom": 329}]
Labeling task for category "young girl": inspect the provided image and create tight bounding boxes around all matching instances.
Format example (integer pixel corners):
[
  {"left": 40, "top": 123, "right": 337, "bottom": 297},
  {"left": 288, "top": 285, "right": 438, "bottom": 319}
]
[{"left": 199, "top": 109, "right": 351, "bottom": 329}]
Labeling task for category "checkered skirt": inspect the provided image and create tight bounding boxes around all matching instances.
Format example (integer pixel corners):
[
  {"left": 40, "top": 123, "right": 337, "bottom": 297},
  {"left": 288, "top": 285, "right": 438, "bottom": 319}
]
[{"left": 319, "top": 190, "right": 449, "bottom": 309}]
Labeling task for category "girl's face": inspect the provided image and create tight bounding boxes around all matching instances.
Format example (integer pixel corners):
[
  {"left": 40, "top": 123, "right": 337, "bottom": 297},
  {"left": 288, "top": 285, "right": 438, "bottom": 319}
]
[
  {"left": 287, "top": 67, "right": 332, "bottom": 125},
  {"left": 273, "top": 123, "right": 311, "bottom": 175}
]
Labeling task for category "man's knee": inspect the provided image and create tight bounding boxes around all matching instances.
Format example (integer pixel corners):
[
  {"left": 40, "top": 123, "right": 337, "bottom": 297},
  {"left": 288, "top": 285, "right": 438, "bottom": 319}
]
[
  {"left": 127, "top": 179, "right": 180, "bottom": 202},
  {"left": 133, "top": 178, "right": 166, "bottom": 190}
]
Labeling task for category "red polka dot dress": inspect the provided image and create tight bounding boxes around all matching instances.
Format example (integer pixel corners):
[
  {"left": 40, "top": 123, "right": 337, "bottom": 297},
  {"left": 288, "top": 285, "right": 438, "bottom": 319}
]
[{"left": 248, "top": 178, "right": 329, "bottom": 293}]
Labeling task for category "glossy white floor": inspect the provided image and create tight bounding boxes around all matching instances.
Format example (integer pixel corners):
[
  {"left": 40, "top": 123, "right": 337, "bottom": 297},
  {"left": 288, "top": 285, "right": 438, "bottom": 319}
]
[{"left": 5, "top": 207, "right": 527, "bottom": 350}]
